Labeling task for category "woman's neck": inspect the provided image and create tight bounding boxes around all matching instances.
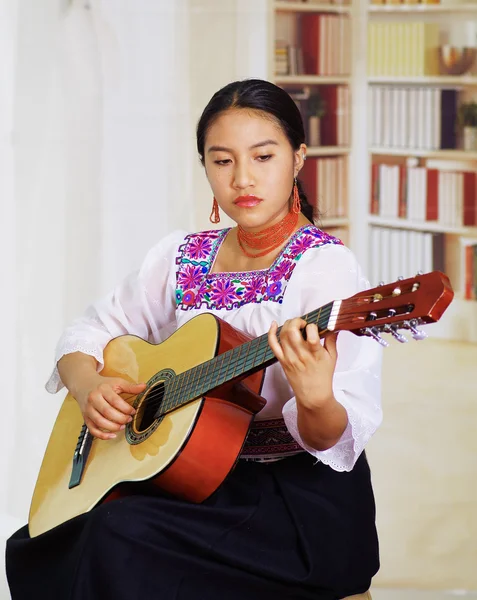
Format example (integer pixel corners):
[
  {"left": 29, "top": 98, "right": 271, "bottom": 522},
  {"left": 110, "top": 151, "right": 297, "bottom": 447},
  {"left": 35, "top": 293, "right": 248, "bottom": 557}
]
[{"left": 211, "top": 214, "right": 311, "bottom": 274}]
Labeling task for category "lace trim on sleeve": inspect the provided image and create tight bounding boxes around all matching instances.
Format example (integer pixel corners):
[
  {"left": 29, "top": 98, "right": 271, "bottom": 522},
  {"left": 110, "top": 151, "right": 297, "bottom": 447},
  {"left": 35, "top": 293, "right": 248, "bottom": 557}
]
[
  {"left": 282, "top": 382, "right": 382, "bottom": 472},
  {"left": 45, "top": 344, "right": 105, "bottom": 394},
  {"left": 45, "top": 317, "right": 111, "bottom": 393}
]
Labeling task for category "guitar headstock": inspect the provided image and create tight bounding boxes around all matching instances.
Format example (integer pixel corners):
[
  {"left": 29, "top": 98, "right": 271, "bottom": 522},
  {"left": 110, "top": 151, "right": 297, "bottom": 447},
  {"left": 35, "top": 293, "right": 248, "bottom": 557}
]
[{"left": 335, "top": 271, "right": 454, "bottom": 346}]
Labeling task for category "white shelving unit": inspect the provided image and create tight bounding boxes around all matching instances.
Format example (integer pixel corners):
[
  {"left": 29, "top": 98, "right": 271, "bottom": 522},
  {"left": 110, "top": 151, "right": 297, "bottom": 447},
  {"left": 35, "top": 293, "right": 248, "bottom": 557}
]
[
  {"left": 368, "top": 215, "right": 477, "bottom": 236},
  {"left": 369, "top": 2, "right": 477, "bottom": 12},
  {"left": 268, "top": 0, "right": 477, "bottom": 342},
  {"left": 366, "top": 0, "right": 477, "bottom": 342},
  {"left": 274, "top": 75, "right": 351, "bottom": 84},
  {"left": 307, "top": 146, "right": 351, "bottom": 156},
  {"left": 371, "top": 148, "right": 477, "bottom": 160},
  {"left": 275, "top": 1, "right": 352, "bottom": 13},
  {"left": 368, "top": 75, "right": 477, "bottom": 85},
  {"left": 269, "top": 0, "right": 359, "bottom": 249}
]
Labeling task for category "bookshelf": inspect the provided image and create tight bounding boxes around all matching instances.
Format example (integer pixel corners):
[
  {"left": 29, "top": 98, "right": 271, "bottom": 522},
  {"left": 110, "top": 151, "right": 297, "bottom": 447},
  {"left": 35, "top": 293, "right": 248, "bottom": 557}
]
[
  {"left": 275, "top": 1, "right": 352, "bottom": 13},
  {"left": 268, "top": 0, "right": 477, "bottom": 342},
  {"left": 368, "top": 215, "right": 477, "bottom": 235},
  {"left": 307, "top": 146, "right": 351, "bottom": 156},
  {"left": 269, "top": 0, "right": 355, "bottom": 245},
  {"left": 275, "top": 75, "right": 351, "bottom": 84},
  {"left": 366, "top": 0, "right": 477, "bottom": 342},
  {"left": 368, "top": 75, "right": 477, "bottom": 84},
  {"left": 368, "top": 2, "right": 477, "bottom": 11},
  {"left": 371, "top": 148, "right": 477, "bottom": 159}
]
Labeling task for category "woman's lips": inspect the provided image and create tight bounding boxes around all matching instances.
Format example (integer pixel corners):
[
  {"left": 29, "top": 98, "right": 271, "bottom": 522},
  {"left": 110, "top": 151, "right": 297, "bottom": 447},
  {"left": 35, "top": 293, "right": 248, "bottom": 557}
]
[{"left": 234, "top": 195, "right": 263, "bottom": 207}]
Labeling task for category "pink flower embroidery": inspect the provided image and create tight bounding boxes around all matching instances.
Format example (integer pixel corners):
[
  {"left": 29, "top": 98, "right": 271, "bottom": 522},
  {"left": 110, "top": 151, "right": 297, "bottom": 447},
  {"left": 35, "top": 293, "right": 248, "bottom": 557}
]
[
  {"left": 243, "top": 277, "right": 265, "bottom": 302},
  {"left": 270, "top": 260, "right": 292, "bottom": 282},
  {"left": 188, "top": 236, "right": 213, "bottom": 260},
  {"left": 177, "top": 264, "right": 204, "bottom": 289},
  {"left": 209, "top": 279, "right": 239, "bottom": 307},
  {"left": 288, "top": 234, "right": 316, "bottom": 256}
]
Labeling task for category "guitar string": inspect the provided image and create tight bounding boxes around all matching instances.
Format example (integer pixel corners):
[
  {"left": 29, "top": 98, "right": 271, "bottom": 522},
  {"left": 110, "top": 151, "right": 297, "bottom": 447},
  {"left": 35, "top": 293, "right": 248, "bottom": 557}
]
[
  {"left": 132, "top": 288, "right": 410, "bottom": 414},
  {"left": 130, "top": 291, "right": 410, "bottom": 425},
  {"left": 139, "top": 303, "right": 329, "bottom": 414},
  {"left": 138, "top": 287, "right": 413, "bottom": 418},
  {"left": 131, "top": 303, "right": 333, "bottom": 422},
  {"left": 131, "top": 296, "right": 395, "bottom": 423}
]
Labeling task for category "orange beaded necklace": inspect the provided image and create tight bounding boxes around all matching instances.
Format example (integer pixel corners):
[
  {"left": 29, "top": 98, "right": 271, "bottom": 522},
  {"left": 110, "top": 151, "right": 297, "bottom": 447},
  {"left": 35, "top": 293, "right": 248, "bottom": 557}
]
[{"left": 237, "top": 180, "right": 301, "bottom": 258}]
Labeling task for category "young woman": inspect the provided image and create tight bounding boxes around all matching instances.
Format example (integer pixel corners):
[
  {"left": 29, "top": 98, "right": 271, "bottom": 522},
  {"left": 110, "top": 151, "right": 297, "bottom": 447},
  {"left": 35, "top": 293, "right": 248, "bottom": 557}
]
[{"left": 6, "top": 79, "right": 382, "bottom": 600}]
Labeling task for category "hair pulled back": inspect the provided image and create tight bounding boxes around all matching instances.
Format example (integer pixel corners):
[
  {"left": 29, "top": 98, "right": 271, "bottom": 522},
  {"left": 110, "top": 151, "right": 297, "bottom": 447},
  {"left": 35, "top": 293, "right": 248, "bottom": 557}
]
[{"left": 196, "top": 79, "right": 315, "bottom": 223}]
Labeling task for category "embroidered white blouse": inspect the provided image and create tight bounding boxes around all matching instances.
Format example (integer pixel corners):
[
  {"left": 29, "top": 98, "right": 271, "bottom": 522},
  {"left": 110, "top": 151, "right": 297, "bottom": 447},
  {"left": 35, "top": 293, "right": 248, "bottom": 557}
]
[{"left": 46, "top": 226, "right": 383, "bottom": 472}]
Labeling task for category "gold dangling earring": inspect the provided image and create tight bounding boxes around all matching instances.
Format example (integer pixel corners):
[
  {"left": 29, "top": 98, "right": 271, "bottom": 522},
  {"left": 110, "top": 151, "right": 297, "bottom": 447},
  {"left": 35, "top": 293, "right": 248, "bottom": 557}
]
[
  {"left": 209, "top": 197, "right": 220, "bottom": 224},
  {"left": 292, "top": 178, "right": 301, "bottom": 214}
]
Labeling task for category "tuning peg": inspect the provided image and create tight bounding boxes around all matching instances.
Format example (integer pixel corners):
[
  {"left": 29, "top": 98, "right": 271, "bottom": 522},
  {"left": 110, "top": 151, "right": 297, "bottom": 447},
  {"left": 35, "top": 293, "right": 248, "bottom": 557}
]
[
  {"left": 378, "top": 281, "right": 385, "bottom": 286},
  {"left": 363, "top": 326, "right": 389, "bottom": 347},
  {"left": 397, "top": 275, "right": 404, "bottom": 281},
  {"left": 382, "top": 323, "right": 408, "bottom": 343},
  {"left": 415, "top": 270, "right": 423, "bottom": 276},
  {"left": 402, "top": 319, "right": 428, "bottom": 341},
  {"left": 390, "top": 325, "right": 408, "bottom": 343}
]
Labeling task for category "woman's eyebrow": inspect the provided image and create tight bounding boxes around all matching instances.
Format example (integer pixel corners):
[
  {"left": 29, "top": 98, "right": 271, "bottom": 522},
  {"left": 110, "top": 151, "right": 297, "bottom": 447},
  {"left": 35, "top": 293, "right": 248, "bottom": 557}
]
[
  {"left": 207, "top": 139, "right": 279, "bottom": 153},
  {"left": 250, "top": 139, "right": 279, "bottom": 150}
]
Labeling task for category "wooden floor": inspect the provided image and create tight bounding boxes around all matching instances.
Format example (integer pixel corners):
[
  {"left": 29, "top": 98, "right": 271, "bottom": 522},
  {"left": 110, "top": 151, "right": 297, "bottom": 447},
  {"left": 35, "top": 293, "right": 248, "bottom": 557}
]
[{"left": 372, "top": 590, "right": 477, "bottom": 599}]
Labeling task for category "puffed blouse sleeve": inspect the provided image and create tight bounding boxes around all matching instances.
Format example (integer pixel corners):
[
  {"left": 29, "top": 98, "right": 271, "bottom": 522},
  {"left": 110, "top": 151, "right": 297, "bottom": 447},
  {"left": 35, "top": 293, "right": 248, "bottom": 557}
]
[
  {"left": 45, "top": 230, "right": 188, "bottom": 394},
  {"left": 280, "top": 243, "right": 383, "bottom": 472}
]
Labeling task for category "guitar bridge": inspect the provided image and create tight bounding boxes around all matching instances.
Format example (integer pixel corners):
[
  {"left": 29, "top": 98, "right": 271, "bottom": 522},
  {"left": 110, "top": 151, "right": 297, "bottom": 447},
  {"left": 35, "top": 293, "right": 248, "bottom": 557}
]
[{"left": 69, "top": 423, "right": 93, "bottom": 489}]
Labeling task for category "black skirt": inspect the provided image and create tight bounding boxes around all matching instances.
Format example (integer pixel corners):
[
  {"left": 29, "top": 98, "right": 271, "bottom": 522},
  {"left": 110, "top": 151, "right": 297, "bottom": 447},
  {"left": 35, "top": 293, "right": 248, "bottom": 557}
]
[{"left": 6, "top": 452, "right": 379, "bottom": 600}]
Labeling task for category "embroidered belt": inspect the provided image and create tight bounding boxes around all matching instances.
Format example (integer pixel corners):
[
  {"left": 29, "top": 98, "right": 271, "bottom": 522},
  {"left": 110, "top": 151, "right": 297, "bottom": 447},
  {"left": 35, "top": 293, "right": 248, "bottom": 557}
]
[{"left": 240, "top": 418, "right": 303, "bottom": 460}]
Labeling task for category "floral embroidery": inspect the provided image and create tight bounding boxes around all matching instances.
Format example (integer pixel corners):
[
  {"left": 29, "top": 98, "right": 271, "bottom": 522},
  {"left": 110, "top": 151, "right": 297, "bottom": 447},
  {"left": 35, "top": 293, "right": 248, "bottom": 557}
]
[
  {"left": 209, "top": 278, "right": 239, "bottom": 306},
  {"left": 266, "top": 281, "right": 282, "bottom": 297},
  {"left": 269, "top": 260, "right": 291, "bottom": 282},
  {"left": 177, "top": 264, "right": 205, "bottom": 289},
  {"left": 175, "top": 226, "right": 343, "bottom": 311},
  {"left": 188, "top": 236, "right": 213, "bottom": 260},
  {"left": 182, "top": 290, "right": 196, "bottom": 306},
  {"left": 243, "top": 277, "right": 265, "bottom": 303}
]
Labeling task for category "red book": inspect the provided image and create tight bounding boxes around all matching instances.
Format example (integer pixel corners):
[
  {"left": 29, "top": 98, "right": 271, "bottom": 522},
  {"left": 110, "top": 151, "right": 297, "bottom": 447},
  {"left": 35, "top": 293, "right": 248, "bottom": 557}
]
[
  {"left": 426, "top": 168, "right": 439, "bottom": 221},
  {"left": 301, "top": 15, "right": 321, "bottom": 75},
  {"left": 398, "top": 165, "right": 407, "bottom": 219},
  {"left": 463, "top": 171, "right": 477, "bottom": 227},
  {"left": 320, "top": 86, "right": 338, "bottom": 146},
  {"left": 465, "top": 244, "right": 475, "bottom": 300},
  {"left": 370, "top": 163, "right": 379, "bottom": 215}
]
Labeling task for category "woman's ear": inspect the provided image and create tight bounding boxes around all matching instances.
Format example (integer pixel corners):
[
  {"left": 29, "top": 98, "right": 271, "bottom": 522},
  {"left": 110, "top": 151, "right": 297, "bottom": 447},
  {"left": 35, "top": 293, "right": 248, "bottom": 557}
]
[{"left": 294, "top": 143, "right": 307, "bottom": 177}]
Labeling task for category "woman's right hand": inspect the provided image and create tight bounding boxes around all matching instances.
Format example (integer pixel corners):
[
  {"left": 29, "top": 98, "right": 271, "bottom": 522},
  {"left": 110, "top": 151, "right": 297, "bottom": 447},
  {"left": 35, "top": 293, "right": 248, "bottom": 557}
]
[{"left": 75, "top": 375, "right": 147, "bottom": 440}]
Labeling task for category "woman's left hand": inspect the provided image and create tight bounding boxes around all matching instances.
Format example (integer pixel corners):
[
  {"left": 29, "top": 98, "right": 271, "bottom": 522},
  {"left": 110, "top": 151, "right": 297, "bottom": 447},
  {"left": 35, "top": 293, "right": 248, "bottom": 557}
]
[{"left": 267, "top": 318, "right": 338, "bottom": 409}]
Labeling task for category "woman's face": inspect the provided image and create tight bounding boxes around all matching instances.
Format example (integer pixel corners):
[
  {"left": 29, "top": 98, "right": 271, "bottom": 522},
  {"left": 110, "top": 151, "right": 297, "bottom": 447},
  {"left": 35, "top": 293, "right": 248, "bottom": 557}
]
[{"left": 203, "top": 108, "right": 306, "bottom": 231}]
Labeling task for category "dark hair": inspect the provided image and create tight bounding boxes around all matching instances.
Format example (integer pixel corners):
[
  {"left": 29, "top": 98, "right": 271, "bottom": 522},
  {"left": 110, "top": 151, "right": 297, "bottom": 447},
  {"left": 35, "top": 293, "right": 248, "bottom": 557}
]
[{"left": 196, "top": 78, "right": 316, "bottom": 223}]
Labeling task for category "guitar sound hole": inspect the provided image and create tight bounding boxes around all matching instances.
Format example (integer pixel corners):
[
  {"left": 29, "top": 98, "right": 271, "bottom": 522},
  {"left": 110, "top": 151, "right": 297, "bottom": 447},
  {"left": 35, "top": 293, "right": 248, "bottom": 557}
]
[{"left": 136, "top": 382, "right": 165, "bottom": 432}]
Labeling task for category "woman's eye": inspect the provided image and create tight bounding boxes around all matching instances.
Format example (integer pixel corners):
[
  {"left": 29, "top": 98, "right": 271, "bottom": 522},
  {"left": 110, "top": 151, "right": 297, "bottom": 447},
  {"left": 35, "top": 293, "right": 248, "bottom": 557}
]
[
  {"left": 257, "top": 155, "right": 272, "bottom": 162},
  {"left": 214, "top": 159, "right": 231, "bottom": 166}
]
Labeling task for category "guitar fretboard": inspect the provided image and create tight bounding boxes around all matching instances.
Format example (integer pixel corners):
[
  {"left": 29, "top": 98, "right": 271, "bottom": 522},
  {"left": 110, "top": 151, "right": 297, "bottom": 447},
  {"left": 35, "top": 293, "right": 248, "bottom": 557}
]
[{"left": 157, "top": 301, "right": 335, "bottom": 415}]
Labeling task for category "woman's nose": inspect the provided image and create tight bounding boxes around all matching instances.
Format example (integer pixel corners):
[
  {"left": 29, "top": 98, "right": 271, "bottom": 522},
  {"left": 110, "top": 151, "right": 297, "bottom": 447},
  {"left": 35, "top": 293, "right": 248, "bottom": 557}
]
[{"left": 233, "top": 161, "right": 254, "bottom": 190}]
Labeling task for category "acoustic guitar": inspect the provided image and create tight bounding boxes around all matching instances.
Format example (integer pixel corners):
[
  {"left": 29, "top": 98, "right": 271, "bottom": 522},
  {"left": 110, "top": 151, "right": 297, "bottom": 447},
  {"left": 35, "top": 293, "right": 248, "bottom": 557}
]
[{"left": 28, "top": 271, "right": 454, "bottom": 537}]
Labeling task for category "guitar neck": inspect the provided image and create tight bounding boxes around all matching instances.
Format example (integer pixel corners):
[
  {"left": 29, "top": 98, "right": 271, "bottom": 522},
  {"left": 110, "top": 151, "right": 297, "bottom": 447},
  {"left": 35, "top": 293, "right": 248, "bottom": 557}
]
[{"left": 164, "top": 301, "right": 337, "bottom": 411}]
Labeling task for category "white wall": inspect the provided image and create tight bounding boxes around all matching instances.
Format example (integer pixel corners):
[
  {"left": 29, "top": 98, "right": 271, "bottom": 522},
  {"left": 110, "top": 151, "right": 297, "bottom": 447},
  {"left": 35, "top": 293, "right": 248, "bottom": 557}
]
[
  {"left": 189, "top": 0, "right": 268, "bottom": 231},
  {"left": 0, "top": 0, "right": 18, "bottom": 520},
  {"left": 1, "top": 0, "right": 194, "bottom": 523}
]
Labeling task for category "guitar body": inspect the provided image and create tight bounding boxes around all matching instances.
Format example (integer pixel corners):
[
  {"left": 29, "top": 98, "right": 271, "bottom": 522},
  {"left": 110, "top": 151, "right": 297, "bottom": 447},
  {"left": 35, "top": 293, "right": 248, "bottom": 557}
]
[{"left": 29, "top": 313, "right": 265, "bottom": 538}]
